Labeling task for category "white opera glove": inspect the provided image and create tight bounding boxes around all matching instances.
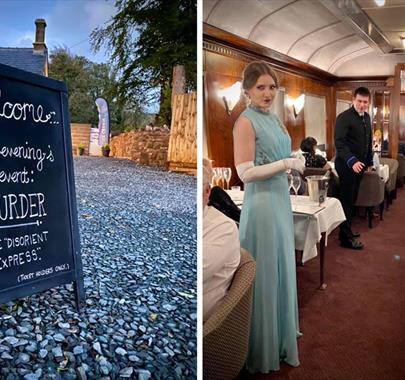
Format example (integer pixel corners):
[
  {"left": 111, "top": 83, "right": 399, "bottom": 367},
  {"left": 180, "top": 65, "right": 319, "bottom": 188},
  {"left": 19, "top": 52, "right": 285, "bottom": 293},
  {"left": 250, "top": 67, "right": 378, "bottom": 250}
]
[
  {"left": 291, "top": 150, "right": 306, "bottom": 163},
  {"left": 284, "top": 158, "right": 305, "bottom": 174},
  {"left": 236, "top": 160, "right": 287, "bottom": 184}
]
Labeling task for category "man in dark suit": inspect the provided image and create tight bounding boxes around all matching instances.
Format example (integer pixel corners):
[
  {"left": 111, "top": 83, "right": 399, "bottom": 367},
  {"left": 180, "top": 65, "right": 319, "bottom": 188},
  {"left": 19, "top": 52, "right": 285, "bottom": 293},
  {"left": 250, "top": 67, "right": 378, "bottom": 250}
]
[{"left": 335, "top": 87, "right": 373, "bottom": 250}]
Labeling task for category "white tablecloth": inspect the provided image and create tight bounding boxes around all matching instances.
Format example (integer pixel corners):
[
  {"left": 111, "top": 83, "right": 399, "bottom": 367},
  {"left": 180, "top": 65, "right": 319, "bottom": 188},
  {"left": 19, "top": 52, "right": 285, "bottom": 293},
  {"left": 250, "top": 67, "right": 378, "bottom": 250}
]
[
  {"left": 226, "top": 189, "right": 244, "bottom": 205},
  {"left": 291, "top": 196, "right": 346, "bottom": 263},
  {"left": 226, "top": 191, "right": 346, "bottom": 264}
]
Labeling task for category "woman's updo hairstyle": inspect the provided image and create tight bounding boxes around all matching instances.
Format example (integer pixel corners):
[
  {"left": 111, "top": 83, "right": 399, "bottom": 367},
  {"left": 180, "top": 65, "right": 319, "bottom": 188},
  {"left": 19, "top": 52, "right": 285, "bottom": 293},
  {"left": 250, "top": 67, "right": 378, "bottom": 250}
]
[
  {"left": 300, "top": 137, "right": 318, "bottom": 154},
  {"left": 242, "top": 61, "right": 279, "bottom": 92}
]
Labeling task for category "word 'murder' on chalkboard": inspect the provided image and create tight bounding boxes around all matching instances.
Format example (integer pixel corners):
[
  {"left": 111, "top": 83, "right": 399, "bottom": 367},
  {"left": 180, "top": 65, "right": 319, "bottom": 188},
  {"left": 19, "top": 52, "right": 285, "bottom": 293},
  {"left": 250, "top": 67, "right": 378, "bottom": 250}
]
[{"left": 0, "top": 63, "right": 85, "bottom": 310}]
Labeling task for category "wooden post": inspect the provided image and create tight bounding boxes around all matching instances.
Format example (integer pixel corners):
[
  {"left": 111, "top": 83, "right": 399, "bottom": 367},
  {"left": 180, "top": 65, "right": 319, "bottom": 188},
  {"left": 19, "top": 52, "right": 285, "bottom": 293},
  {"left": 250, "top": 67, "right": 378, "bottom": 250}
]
[
  {"left": 328, "top": 86, "right": 337, "bottom": 159},
  {"left": 172, "top": 65, "right": 186, "bottom": 105},
  {"left": 389, "top": 63, "right": 405, "bottom": 159}
]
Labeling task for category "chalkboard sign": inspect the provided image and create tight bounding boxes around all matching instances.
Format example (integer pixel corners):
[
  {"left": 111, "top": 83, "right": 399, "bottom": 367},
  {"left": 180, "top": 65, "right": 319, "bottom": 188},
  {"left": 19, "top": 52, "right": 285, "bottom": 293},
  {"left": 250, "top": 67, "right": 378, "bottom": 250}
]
[{"left": 0, "top": 63, "right": 85, "bottom": 309}]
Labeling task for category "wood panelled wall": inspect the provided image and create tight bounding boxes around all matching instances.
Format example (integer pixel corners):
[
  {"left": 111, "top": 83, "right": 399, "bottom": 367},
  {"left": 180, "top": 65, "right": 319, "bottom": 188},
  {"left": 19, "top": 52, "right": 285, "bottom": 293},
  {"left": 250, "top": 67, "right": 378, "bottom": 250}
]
[
  {"left": 390, "top": 63, "right": 405, "bottom": 157},
  {"left": 400, "top": 94, "right": 405, "bottom": 141},
  {"left": 204, "top": 42, "right": 336, "bottom": 186}
]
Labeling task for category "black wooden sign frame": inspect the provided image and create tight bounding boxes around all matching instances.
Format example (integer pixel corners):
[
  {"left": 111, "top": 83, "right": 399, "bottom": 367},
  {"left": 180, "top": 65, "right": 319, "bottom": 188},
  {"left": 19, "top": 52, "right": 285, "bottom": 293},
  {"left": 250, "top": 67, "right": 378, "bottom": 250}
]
[{"left": 0, "top": 63, "right": 85, "bottom": 310}]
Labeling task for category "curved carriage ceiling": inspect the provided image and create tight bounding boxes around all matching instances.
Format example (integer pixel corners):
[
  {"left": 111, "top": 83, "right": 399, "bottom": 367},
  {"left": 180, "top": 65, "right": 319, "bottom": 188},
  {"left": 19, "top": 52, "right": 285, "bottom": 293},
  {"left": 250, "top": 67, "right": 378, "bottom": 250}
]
[{"left": 204, "top": 0, "right": 405, "bottom": 77}]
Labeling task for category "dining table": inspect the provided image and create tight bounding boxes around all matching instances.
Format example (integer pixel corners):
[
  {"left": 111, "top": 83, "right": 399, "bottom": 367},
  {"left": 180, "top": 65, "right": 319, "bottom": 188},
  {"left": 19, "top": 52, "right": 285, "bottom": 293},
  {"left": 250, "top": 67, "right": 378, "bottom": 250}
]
[{"left": 227, "top": 189, "right": 346, "bottom": 289}]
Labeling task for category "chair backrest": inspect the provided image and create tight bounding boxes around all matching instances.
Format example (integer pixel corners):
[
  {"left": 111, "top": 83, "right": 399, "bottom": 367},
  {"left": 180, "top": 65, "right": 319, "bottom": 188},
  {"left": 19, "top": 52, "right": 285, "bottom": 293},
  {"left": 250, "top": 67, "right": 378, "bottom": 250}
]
[
  {"left": 317, "top": 144, "right": 326, "bottom": 151},
  {"left": 397, "top": 154, "right": 405, "bottom": 179},
  {"left": 303, "top": 167, "right": 327, "bottom": 177},
  {"left": 380, "top": 157, "right": 399, "bottom": 192},
  {"left": 203, "top": 249, "right": 256, "bottom": 380},
  {"left": 355, "top": 171, "right": 385, "bottom": 207}
]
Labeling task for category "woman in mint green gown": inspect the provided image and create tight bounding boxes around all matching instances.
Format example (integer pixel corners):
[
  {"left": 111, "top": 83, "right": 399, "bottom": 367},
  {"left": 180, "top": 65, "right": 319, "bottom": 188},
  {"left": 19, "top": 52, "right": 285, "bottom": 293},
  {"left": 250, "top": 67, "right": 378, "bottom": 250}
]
[{"left": 233, "top": 61, "right": 301, "bottom": 373}]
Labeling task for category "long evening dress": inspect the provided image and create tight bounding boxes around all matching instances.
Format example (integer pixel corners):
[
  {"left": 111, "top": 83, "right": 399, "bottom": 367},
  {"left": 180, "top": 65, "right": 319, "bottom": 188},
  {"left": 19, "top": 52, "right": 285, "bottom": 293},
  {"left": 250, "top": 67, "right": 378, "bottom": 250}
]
[{"left": 238, "top": 106, "right": 300, "bottom": 372}]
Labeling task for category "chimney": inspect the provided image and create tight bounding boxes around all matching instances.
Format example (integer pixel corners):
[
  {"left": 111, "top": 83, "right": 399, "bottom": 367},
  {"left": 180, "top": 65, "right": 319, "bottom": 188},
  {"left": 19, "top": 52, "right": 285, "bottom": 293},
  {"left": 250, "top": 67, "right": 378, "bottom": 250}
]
[{"left": 33, "top": 19, "right": 47, "bottom": 54}]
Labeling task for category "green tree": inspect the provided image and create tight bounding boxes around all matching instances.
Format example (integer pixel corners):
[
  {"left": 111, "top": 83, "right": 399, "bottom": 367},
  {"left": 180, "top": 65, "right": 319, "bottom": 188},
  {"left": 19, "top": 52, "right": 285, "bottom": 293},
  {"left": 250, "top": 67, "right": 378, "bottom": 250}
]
[
  {"left": 48, "top": 48, "right": 136, "bottom": 131},
  {"left": 91, "top": 0, "right": 197, "bottom": 125},
  {"left": 49, "top": 48, "right": 98, "bottom": 124},
  {"left": 159, "top": 81, "right": 172, "bottom": 126}
]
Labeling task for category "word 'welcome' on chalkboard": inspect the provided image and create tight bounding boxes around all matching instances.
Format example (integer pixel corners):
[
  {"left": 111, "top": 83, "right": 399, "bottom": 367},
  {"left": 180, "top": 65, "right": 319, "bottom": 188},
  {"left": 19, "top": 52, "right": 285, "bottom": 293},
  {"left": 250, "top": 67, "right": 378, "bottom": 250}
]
[{"left": 0, "top": 63, "right": 85, "bottom": 310}]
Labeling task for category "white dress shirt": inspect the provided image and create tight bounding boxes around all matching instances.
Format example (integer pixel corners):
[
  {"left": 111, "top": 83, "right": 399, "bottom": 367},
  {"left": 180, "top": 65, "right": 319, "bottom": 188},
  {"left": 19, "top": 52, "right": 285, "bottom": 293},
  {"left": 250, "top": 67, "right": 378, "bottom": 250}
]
[{"left": 203, "top": 205, "right": 240, "bottom": 321}]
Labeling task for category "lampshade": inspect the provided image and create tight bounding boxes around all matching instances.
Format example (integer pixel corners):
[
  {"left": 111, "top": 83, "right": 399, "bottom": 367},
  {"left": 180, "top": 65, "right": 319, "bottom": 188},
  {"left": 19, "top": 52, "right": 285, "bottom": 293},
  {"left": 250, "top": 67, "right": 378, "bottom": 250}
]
[
  {"left": 286, "top": 94, "right": 305, "bottom": 118},
  {"left": 217, "top": 81, "right": 242, "bottom": 115},
  {"left": 373, "top": 107, "right": 377, "bottom": 116}
]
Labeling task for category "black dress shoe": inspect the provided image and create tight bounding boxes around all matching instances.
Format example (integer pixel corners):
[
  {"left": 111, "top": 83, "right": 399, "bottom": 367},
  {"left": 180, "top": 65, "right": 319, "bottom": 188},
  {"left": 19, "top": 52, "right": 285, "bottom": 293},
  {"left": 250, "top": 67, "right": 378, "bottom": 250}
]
[
  {"left": 351, "top": 231, "right": 361, "bottom": 238},
  {"left": 340, "top": 238, "right": 364, "bottom": 250}
]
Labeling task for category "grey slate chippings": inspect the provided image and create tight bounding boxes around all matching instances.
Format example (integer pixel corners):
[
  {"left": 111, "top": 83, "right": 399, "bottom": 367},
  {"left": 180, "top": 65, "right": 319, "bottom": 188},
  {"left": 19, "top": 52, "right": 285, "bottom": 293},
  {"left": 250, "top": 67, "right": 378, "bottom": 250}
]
[{"left": 0, "top": 157, "right": 197, "bottom": 379}]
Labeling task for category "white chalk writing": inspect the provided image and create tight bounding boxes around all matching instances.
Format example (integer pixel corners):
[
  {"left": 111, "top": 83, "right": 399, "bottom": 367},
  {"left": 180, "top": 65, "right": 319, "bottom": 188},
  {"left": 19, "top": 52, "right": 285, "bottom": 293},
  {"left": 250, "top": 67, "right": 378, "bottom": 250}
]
[
  {"left": 0, "top": 167, "right": 29, "bottom": 184},
  {"left": 0, "top": 247, "right": 41, "bottom": 271},
  {"left": 0, "top": 143, "right": 54, "bottom": 171},
  {"left": 0, "top": 90, "right": 59, "bottom": 124},
  {"left": 0, "top": 193, "right": 47, "bottom": 222},
  {"left": 4, "top": 231, "right": 49, "bottom": 249},
  {"left": 16, "top": 265, "right": 62, "bottom": 283}
]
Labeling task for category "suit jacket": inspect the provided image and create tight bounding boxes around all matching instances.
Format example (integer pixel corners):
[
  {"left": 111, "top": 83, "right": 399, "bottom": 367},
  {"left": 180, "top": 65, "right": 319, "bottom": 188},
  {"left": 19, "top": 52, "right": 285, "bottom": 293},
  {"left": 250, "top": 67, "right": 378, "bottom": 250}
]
[
  {"left": 208, "top": 186, "right": 240, "bottom": 223},
  {"left": 334, "top": 106, "right": 373, "bottom": 170}
]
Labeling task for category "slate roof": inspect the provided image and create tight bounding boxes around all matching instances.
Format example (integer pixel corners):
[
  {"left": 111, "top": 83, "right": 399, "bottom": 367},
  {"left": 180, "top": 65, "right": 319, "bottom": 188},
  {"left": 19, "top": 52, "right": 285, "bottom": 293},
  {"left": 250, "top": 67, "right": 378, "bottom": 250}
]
[{"left": 0, "top": 48, "right": 47, "bottom": 76}]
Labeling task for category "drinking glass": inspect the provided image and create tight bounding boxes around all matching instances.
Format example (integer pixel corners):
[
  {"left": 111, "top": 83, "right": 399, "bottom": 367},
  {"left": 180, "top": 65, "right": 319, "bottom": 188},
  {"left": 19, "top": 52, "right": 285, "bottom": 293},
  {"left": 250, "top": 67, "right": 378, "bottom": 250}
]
[
  {"left": 292, "top": 174, "right": 301, "bottom": 200},
  {"left": 287, "top": 172, "right": 293, "bottom": 193},
  {"left": 323, "top": 180, "right": 329, "bottom": 204},
  {"left": 211, "top": 167, "right": 219, "bottom": 187},
  {"left": 223, "top": 167, "right": 232, "bottom": 190},
  {"left": 216, "top": 167, "right": 224, "bottom": 188}
]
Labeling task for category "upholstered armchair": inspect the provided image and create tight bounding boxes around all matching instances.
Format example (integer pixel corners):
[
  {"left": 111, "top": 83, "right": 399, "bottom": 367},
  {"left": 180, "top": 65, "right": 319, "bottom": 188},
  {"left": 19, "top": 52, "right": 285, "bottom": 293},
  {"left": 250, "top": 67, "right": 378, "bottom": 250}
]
[
  {"left": 380, "top": 157, "right": 399, "bottom": 208},
  {"left": 397, "top": 154, "right": 405, "bottom": 186},
  {"left": 203, "top": 249, "right": 256, "bottom": 380},
  {"left": 303, "top": 167, "right": 327, "bottom": 177},
  {"left": 355, "top": 171, "right": 385, "bottom": 228}
]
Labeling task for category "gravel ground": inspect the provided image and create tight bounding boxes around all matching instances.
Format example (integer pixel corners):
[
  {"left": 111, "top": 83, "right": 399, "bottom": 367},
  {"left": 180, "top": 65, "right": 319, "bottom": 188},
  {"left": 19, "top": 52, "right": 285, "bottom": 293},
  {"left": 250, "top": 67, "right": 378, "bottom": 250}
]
[{"left": 0, "top": 156, "right": 197, "bottom": 380}]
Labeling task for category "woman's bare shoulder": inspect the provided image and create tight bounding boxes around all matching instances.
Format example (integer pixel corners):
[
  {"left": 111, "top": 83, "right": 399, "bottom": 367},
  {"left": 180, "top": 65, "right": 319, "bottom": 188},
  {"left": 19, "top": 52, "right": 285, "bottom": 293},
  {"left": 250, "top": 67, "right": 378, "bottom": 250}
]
[{"left": 234, "top": 114, "right": 253, "bottom": 135}]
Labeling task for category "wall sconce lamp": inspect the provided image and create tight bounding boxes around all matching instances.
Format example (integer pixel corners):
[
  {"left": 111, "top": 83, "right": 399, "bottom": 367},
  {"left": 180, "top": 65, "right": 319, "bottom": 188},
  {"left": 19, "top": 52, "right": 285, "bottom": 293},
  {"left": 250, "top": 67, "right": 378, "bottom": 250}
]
[
  {"left": 286, "top": 94, "right": 305, "bottom": 118},
  {"left": 401, "top": 37, "right": 405, "bottom": 49},
  {"left": 217, "top": 81, "right": 242, "bottom": 116}
]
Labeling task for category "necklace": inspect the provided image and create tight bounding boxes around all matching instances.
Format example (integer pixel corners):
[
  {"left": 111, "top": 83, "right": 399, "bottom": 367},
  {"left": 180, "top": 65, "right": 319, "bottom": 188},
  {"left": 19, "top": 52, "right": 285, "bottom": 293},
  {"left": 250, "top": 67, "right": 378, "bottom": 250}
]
[{"left": 249, "top": 104, "right": 271, "bottom": 115}]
